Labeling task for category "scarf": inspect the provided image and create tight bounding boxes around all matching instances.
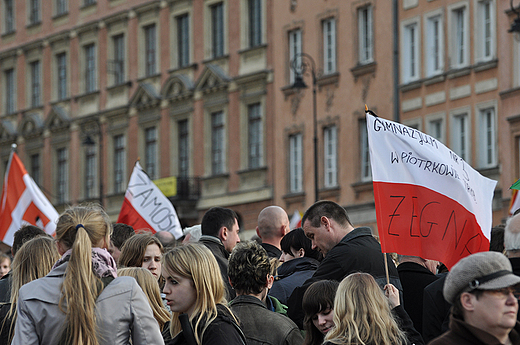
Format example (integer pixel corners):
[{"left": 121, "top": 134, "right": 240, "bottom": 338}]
[{"left": 53, "top": 247, "right": 118, "bottom": 279}]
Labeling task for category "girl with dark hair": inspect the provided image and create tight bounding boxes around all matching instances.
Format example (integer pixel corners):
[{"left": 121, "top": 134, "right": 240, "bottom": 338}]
[{"left": 302, "top": 280, "right": 339, "bottom": 345}]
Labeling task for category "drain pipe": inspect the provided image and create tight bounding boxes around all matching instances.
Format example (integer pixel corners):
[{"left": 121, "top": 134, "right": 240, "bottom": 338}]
[{"left": 393, "top": 0, "right": 400, "bottom": 123}]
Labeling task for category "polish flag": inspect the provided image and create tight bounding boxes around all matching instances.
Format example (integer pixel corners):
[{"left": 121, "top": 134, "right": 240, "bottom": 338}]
[
  {"left": 366, "top": 112, "right": 496, "bottom": 269},
  {"left": 0, "top": 150, "right": 59, "bottom": 246},
  {"left": 117, "top": 162, "right": 182, "bottom": 239},
  {"left": 289, "top": 210, "right": 302, "bottom": 230}
]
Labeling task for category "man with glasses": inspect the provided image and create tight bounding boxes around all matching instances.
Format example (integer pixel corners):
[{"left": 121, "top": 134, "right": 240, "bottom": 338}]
[{"left": 430, "top": 251, "right": 520, "bottom": 345}]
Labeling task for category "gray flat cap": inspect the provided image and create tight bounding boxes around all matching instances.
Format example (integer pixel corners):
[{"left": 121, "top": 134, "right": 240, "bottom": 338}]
[{"left": 443, "top": 251, "right": 520, "bottom": 304}]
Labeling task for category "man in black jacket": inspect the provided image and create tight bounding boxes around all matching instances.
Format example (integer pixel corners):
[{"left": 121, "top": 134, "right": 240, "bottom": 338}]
[{"left": 287, "top": 200, "right": 402, "bottom": 329}]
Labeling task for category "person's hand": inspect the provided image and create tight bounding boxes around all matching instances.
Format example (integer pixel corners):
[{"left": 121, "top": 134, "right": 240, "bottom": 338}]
[{"left": 384, "top": 284, "right": 400, "bottom": 308}]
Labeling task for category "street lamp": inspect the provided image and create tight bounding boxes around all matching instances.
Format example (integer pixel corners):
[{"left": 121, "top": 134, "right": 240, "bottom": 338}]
[
  {"left": 82, "top": 119, "right": 104, "bottom": 208},
  {"left": 510, "top": 0, "right": 520, "bottom": 41},
  {"left": 290, "top": 53, "right": 319, "bottom": 203}
]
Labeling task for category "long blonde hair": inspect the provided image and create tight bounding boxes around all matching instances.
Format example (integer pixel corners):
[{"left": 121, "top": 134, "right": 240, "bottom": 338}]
[
  {"left": 118, "top": 267, "right": 170, "bottom": 329},
  {"left": 3, "top": 236, "right": 59, "bottom": 341},
  {"left": 55, "top": 204, "right": 112, "bottom": 345},
  {"left": 325, "top": 273, "right": 407, "bottom": 345},
  {"left": 162, "top": 244, "right": 230, "bottom": 344}
]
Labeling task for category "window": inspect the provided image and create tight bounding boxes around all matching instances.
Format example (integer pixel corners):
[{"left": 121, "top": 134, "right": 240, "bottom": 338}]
[
  {"left": 323, "top": 18, "right": 336, "bottom": 74},
  {"left": 248, "top": 103, "right": 262, "bottom": 169},
  {"left": 144, "top": 24, "right": 156, "bottom": 76},
  {"left": 450, "top": 5, "right": 468, "bottom": 68},
  {"left": 324, "top": 125, "right": 337, "bottom": 188},
  {"left": 56, "top": 0, "right": 67, "bottom": 16},
  {"left": 358, "top": 5, "right": 373, "bottom": 64},
  {"left": 479, "top": 107, "right": 496, "bottom": 168},
  {"left": 84, "top": 0, "right": 95, "bottom": 5},
  {"left": 29, "top": 0, "right": 40, "bottom": 24},
  {"left": 84, "top": 44, "right": 96, "bottom": 93},
  {"left": 451, "top": 113, "right": 469, "bottom": 161},
  {"left": 211, "top": 3, "right": 224, "bottom": 58},
  {"left": 113, "top": 34, "right": 125, "bottom": 85},
  {"left": 476, "top": 0, "right": 494, "bottom": 62},
  {"left": 30, "top": 153, "right": 40, "bottom": 186},
  {"left": 426, "top": 14, "right": 443, "bottom": 77},
  {"left": 360, "top": 120, "right": 371, "bottom": 181},
  {"left": 288, "top": 29, "right": 302, "bottom": 83},
  {"left": 57, "top": 53, "right": 67, "bottom": 100},
  {"left": 249, "top": 0, "right": 262, "bottom": 47},
  {"left": 4, "top": 0, "right": 14, "bottom": 33},
  {"left": 178, "top": 120, "right": 189, "bottom": 178},
  {"left": 289, "top": 133, "right": 303, "bottom": 193},
  {"left": 85, "top": 145, "right": 96, "bottom": 199},
  {"left": 30, "top": 61, "right": 41, "bottom": 108},
  {"left": 56, "top": 147, "right": 68, "bottom": 204},
  {"left": 177, "top": 14, "right": 190, "bottom": 67},
  {"left": 211, "top": 111, "right": 225, "bottom": 175},
  {"left": 145, "top": 127, "right": 157, "bottom": 179},
  {"left": 428, "top": 118, "right": 443, "bottom": 142},
  {"left": 114, "top": 134, "right": 125, "bottom": 193},
  {"left": 5, "top": 69, "right": 15, "bottom": 114},
  {"left": 403, "top": 22, "right": 419, "bottom": 83}
]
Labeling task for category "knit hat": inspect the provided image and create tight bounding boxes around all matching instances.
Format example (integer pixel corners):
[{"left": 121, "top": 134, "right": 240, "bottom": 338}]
[{"left": 443, "top": 251, "right": 520, "bottom": 304}]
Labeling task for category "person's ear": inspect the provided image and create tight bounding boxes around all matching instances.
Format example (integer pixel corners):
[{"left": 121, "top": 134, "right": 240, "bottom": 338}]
[
  {"left": 266, "top": 274, "right": 274, "bottom": 289},
  {"left": 219, "top": 227, "right": 228, "bottom": 242},
  {"left": 460, "top": 292, "right": 476, "bottom": 312},
  {"left": 228, "top": 277, "right": 234, "bottom": 287},
  {"left": 56, "top": 241, "right": 67, "bottom": 255},
  {"left": 297, "top": 248, "right": 305, "bottom": 258},
  {"left": 256, "top": 226, "right": 262, "bottom": 239},
  {"left": 321, "top": 216, "right": 331, "bottom": 230}
]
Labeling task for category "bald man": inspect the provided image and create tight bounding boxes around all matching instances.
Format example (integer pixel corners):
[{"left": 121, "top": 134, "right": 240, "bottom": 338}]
[{"left": 256, "top": 206, "right": 290, "bottom": 259}]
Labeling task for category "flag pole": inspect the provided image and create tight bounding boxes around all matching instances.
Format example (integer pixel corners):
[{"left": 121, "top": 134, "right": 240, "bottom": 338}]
[{"left": 383, "top": 252, "right": 390, "bottom": 285}]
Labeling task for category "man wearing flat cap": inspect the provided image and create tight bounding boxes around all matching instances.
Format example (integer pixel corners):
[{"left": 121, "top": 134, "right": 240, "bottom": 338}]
[{"left": 430, "top": 251, "right": 520, "bottom": 345}]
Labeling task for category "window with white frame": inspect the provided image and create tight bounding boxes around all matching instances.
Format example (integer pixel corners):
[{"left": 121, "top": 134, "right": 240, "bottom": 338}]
[
  {"left": 56, "top": 0, "right": 67, "bottom": 16},
  {"left": 323, "top": 18, "right": 336, "bottom": 74},
  {"left": 428, "top": 118, "right": 443, "bottom": 142},
  {"left": 360, "top": 120, "right": 371, "bottom": 181},
  {"left": 178, "top": 119, "right": 189, "bottom": 178},
  {"left": 30, "top": 153, "right": 40, "bottom": 186},
  {"left": 56, "top": 53, "right": 67, "bottom": 100},
  {"left": 248, "top": 103, "right": 262, "bottom": 169},
  {"left": 324, "top": 125, "right": 337, "bottom": 188},
  {"left": 358, "top": 5, "right": 373, "bottom": 64},
  {"left": 476, "top": 0, "right": 494, "bottom": 62},
  {"left": 451, "top": 112, "right": 469, "bottom": 161},
  {"left": 478, "top": 107, "right": 496, "bottom": 168},
  {"left": 249, "top": 0, "right": 262, "bottom": 47},
  {"left": 29, "top": 0, "right": 40, "bottom": 25},
  {"left": 145, "top": 127, "right": 157, "bottom": 179},
  {"left": 56, "top": 147, "right": 68, "bottom": 204},
  {"left": 85, "top": 145, "right": 96, "bottom": 199},
  {"left": 112, "top": 34, "right": 125, "bottom": 85},
  {"left": 211, "top": 111, "right": 225, "bottom": 175},
  {"left": 84, "top": 44, "right": 96, "bottom": 93},
  {"left": 144, "top": 24, "right": 156, "bottom": 76},
  {"left": 211, "top": 3, "right": 224, "bottom": 58},
  {"left": 288, "top": 29, "right": 302, "bottom": 83},
  {"left": 5, "top": 68, "right": 15, "bottom": 114},
  {"left": 403, "top": 21, "right": 419, "bottom": 83},
  {"left": 426, "top": 14, "right": 443, "bottom": 77},
  {"left": 4, "top": 0, "right": 14, "bottom": 33},
  {"left": 450, "top": 5, "right": 468, "bottom": 68},
  {"left": 113, "top": 134, "right": 125, "bottom": 193},
  {"left": 289, "top": 133, "right": 303, "bottom": 193},
  {"left": 177, "top": 14, "right": 190, "bottom": 68},
  {"left": 30, "top": 60, "right": 41, "bottom": 108}
]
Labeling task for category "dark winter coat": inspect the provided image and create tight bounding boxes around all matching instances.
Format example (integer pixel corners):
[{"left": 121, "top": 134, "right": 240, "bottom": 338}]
[
  {"left": 199, "top": 235, "right": 235, "bottom": 300},
  {"left": 269, "top": 257, "right": 319, "bottom": 305}
]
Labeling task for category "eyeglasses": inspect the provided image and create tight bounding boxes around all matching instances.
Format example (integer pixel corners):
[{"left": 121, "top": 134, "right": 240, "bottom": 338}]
[{"left": 484, "top": 286, "right": 517, "bottom": 298}]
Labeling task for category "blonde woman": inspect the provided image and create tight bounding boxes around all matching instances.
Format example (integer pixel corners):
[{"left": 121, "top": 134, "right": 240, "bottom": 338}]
[
  {"left": 0, "top": 236, "right": 59, "bottom": 343},
  {"left": 162, "top": 243, "right": 245, "bottom": 345},
  {"left": 324, "top": 273, "right": 423, "bottom": 345},
  {"left": 12, "top": 204, "right": 164, "bottom": 345},
  {"left": 118, "top": 267, "right": 170, "bottom": 332}
]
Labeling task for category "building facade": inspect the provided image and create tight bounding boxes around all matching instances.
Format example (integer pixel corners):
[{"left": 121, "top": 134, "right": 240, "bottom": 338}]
[{"left": 0, "top": 0, "right": 274, "bottom": 231}]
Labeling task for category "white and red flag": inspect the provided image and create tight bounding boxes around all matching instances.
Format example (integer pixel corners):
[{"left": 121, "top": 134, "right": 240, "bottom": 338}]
[
  {"left": 289, "top": 210, "right": 302, "bottom": 230},
  {"left": 0, "top": 149, "right": 59, "bottom": 246},
  {"left": 117, "top": 162, "right": 182, "bottom": 239},
  {"left": 366, "top": 112, "right": 497, "bottom": 269}
]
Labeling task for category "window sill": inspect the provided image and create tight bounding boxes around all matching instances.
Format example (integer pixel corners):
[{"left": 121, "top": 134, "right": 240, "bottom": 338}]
[
  {"left": 22, "top": 105, "right": 44, "bottom": 113},
  {"left": 350, "top": 61, "right": 376, "bottom": 81},
  {"left": 473, "top": 59, "right": 498, "bottom": 72},
  {"left": 26, "top": 21, "right": 42, "bottom": 29},
  {"left": 52, "top": 12, "right": 69, "bottom": 20},
  {"left": 316, "top": 72, "right": 340, "bottom": 89},
  {"left": 238, "top": 44, "right": 267, "bottom": 55},
  {"left": 501, "top": 86, "right": 520, "bottom": 101},
  {"left": 282, "top": 192, "right": 306, "bottom": 204},
  {"left": 50, "top": 97, "right": 71, "bottom": 105},
  {"left": 203, "top": 55, "right": 230, "bottom": 65},
  {"left": 237, "top": 166, "right": 268, "bottom": 175},
  {"left": 351, "top": 180, "right": 373, "bottom": 198},
  {"left": 477, "top": 166, "right": 499, "bottom": 178},
  {"left": 137, "top": 73, "right": 161, "bottom": 83},
  {"left": 73, "top": 90, "right": 100, "bottom": 101},
  {"left": 201, "top": 173, "right": 230, "bottom": 181},
  {"left": 107, "top": 81, "right": 132, "bottom": 91},
  {"left": 400, "top": 80, "right": 422, "bottom": 92},
  {"left": 447, "top": 66, "right": 471, "bottom": 79},
  {"left": 168, "top": 63, "right": 199, "bottom": 74},
  {"left": 423, "top": 74, "right": 445, "bottom": 86},
  {"left": 1, "top": 30, "right": 16, "bottom": 38},
  {"left": 319, "top": 186, "right": 341, "bottom": 199},
  {"left": 81, "top": 2, "right": 97, "bottom": 9}
]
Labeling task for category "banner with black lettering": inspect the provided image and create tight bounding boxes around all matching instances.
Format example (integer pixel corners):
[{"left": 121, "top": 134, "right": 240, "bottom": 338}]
[
  {"left": 366, "top": 112, "right": 496, "bottom": 269},
  {"left": 117, "top": 162, "right": 182, "bottom": 239}
]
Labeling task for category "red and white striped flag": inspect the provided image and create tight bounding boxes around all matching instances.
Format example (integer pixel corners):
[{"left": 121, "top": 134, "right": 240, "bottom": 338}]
[
  {"left": 366, "top": 112, "right": 496, "bottom": 269},
  {"left": 0, "top": 150, "right": 59, "bottom": 246},
  {"left": 117, "top": 162, "right": 182, "bottom": 239}
]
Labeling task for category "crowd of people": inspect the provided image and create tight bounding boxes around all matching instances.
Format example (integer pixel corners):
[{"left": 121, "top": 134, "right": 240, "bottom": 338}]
[{"left": 0, "top": 200, "right": 519, "bottom": 345}]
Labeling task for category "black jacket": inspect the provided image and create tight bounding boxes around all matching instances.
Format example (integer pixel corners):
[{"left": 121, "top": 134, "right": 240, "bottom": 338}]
[
  {"left": 269, "top": 257, "right": 318, "bottom": 305},
  {"left": 0, "top": 271, "right": 11, "bottom": 303},
  {"left": 261, "top": 243, "right": 282, "bottom": 259},
  {"left": 421, "top": 273, "right": 451, "bottom": 344},
  {"left": 397, "top": 262, "right": 438, "bottom": 337},
  {"left": 199, "top": 236, "right": 235, "bottom": 300},
  {"left": 287, "top": 227, "right": 402, "bottom": 329},
  {"left": 229, "top": 295, "right": 304, "bottom": 345}
]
